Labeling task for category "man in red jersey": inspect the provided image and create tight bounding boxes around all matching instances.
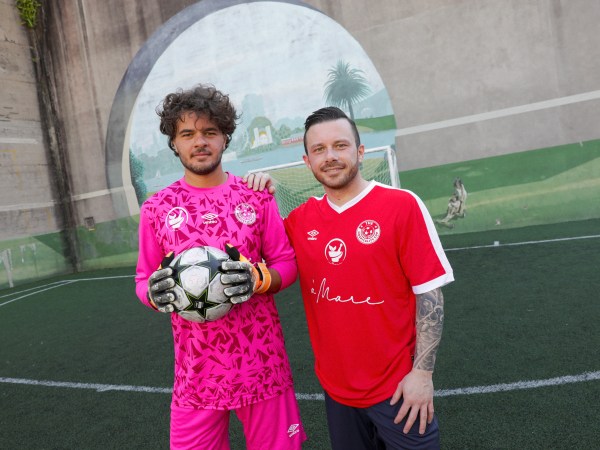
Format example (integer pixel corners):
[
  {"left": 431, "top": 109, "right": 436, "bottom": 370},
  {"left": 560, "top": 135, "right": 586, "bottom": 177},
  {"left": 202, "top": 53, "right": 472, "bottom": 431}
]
[{"left": 282, "top": 106, "right": 453, "bottom": 450}]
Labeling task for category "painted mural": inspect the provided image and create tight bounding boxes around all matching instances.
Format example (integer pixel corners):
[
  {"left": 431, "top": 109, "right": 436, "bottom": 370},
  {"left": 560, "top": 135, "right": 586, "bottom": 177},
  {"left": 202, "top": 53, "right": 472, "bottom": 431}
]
[
  {"left": 3, "top": 1, "right": 599, "bottom": 288},
  {"left": 123, "top": 0, "right": 396, "bottom": 206}
]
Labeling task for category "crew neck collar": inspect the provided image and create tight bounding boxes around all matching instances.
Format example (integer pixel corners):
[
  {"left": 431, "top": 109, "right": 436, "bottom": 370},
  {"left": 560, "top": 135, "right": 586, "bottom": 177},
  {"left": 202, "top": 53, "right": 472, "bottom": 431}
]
[{"left": 180, "top": 172, "right": 232, "bottom": 191}]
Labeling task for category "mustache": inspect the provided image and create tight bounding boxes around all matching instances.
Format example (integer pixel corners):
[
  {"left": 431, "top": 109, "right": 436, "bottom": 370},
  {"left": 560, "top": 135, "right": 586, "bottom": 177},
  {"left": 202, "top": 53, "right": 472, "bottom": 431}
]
[{"left": 321, "top": 162, "right": 345, "bottom": 170}]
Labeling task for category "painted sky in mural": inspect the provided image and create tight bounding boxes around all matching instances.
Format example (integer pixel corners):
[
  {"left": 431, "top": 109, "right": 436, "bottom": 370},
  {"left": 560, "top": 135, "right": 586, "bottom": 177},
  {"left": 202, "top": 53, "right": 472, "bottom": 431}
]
[{"left": 127, "top": 1, "right": 395, "bottom": 193}]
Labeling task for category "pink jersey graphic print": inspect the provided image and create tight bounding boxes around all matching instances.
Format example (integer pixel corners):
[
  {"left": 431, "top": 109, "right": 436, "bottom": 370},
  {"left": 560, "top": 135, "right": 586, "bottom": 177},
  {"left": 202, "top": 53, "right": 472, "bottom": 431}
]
[{"left": 135, "top": 174, "right": 297, "bottom": 410}]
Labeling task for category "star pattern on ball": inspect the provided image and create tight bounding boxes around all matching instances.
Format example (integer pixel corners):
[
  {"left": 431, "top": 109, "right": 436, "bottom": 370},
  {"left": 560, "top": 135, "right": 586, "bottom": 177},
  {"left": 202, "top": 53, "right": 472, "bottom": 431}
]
[
  {"left": 180, "top": 251, "right": 223, "bottom": 309},
  {"left": 199, "top": 251, "right": 227, "bottom": 319}
]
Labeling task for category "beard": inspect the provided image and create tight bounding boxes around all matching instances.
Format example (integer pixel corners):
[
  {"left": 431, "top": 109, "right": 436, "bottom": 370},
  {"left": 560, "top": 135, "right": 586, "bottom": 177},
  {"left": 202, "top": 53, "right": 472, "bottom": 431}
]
[
  {"left": 312, "top": 160, "right": 360, "bottom": 189},
  {"left": 180, "top": 149, "right": 224, "bottom": 176}
]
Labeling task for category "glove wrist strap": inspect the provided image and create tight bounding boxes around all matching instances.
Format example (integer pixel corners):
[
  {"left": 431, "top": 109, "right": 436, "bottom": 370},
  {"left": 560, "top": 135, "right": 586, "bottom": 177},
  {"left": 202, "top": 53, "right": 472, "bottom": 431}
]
[
  {"left": 254, "top": 262, "right": 271, "bottom": 294},
  {"left": 147, "top": 291, "right": 160, "bottom": 311}
]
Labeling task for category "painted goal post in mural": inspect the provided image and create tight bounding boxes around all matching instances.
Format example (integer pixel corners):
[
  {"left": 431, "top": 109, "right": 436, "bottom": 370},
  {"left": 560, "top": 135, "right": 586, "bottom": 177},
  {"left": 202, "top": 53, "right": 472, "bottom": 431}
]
[{"left": 248, "top": 146, "right": 400, "bottom": 217}]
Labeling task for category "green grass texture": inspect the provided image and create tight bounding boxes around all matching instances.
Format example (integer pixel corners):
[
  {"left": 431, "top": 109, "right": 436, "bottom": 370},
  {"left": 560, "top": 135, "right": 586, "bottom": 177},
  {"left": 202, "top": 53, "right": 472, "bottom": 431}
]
[{"left": 1, "top": 221, "right": 599, "bottom": 449}]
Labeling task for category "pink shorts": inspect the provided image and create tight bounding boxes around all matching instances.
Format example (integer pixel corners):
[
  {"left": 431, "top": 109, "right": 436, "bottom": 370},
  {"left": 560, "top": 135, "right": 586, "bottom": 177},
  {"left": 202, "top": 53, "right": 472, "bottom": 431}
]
[{"left": 170, "top": 387, "right": 307, "bottom": 450}]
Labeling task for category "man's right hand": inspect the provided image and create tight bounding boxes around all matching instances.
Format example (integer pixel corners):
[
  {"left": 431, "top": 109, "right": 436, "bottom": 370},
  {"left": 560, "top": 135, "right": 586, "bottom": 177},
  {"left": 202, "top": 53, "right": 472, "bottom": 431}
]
[
  {"left": 148, "top": 253, "right": 177, "bottom": 313},
  {"left": 243, "top": 172, "right": 276, "bottom": 194}
]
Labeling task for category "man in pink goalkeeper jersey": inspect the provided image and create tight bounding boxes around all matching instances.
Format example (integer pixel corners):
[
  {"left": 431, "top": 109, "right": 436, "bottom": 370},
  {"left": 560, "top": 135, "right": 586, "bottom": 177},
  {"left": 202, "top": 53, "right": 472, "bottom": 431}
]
[
  {"left": 251, "top": 106, "right": 453, "bottom": 450},
  {"left": 134, "top": 84, "right": 305, "bottom": 450}
]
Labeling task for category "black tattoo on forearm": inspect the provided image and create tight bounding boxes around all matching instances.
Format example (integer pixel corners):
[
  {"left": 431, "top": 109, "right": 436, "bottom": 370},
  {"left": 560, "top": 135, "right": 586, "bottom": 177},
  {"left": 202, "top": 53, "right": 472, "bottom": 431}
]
[{"left": 413, "top": 288, "right": 445, "bottom": 371}]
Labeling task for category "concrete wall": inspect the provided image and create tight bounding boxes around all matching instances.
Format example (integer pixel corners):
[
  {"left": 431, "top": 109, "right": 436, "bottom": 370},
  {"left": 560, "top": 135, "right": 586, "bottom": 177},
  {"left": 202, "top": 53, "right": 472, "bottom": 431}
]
[
  {"left": 310, "top": 0, "right": 600, "bottom": 169},
  {"left": 1, "top": 0, "right": 599, "bottom": 276},
  {"left": 0, "top": 0, "right": 58, "bottom": 238},
  {"left": 36, "top": 0, "right": 196, "bottom": 225}
]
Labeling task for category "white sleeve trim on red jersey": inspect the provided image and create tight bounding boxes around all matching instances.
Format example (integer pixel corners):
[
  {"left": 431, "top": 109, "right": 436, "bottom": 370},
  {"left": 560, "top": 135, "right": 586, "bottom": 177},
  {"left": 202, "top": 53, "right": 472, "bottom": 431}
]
[
  {"left": 412, "top": 272, "right": 455, "bottom": 294},
  {"left": 373, "top": 182, "right": 455, "bottom": 293}
]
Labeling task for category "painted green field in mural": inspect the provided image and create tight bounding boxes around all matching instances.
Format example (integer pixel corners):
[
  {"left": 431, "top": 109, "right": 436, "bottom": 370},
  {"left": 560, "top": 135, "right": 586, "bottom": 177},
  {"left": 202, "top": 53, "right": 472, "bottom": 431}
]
[
  {"left": 355, "top": 114, "right": 397, "bottom": 131},
  {"left": 401, "top": 140, "right": 600, "bottom": 235},
  {"left": 426, "top": 156, "right": 600, "bottom": 234},
  {"left": 0, "top": 216, "right": 140, "bottom": 289},
  {"left": 0, "top": 235, "right": 70, "bottom": 288},
  {"left": 402, "top": 140, "right": 600, "bottom": 199}
]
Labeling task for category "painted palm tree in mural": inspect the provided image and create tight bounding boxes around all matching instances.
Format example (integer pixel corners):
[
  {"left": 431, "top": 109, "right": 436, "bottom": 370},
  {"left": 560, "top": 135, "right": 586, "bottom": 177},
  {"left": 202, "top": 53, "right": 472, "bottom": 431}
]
[{"left": 324, "top": 60, "right": 371, "bottom": 120}]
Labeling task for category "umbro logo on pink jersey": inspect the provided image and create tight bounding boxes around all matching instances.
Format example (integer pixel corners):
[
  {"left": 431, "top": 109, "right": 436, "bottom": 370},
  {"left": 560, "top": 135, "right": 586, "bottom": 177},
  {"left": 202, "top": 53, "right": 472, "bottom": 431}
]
[
  {"left": 307, "top": 230, "right": 319, "bottom": 240},
  {"left": 287, "top": 423, "right": 300, "bottom": 438},
  {"left": 202, "top": 212, "right": 218, "bottom": 224}
]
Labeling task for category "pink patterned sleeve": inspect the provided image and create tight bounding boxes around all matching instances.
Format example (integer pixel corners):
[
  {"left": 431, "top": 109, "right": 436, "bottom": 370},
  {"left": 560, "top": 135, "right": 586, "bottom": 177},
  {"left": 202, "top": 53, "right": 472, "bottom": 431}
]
[
  {"left": 259, "top": 195, "right": 297, "bottom": 291},
  {"left": 134, "top": 206, "right": 163, "bottom": 308}
]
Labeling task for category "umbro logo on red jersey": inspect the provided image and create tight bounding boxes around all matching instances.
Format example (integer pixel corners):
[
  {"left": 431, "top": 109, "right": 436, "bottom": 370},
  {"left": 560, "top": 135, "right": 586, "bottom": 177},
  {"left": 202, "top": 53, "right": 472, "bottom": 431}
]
[{"left": 307, "top": 230, "right": 319, "bottom": 240}]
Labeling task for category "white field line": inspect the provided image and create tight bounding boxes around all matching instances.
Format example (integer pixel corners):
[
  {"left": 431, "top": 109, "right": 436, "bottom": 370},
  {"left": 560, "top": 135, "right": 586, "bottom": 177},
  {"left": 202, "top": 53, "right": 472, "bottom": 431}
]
[
  {"left": 0, "top": 371, "right": 598, "bottom": 400},
  {"left": 0, "top": 280, "right": 71, "bottom": 299},
  {"left": 445, "top": 234, "right": 600, "bottom": 252},
  {"left": 68, "top": 275, "right": 134, "bottom": 282},
  {"left": 0, "top": 280, "right": 76, "bottom": 308},
  {"left": 0, "top": 275, "right": 134, "bottom": 307},
  {"left": 435, "top": 371, "right": 600, "bottom": 397},
  {"left": 0, "top": 377, "right": 171, "bottom": 394},
  {"left": 1, "top": 252, "right": 597, "bottom": 399}
]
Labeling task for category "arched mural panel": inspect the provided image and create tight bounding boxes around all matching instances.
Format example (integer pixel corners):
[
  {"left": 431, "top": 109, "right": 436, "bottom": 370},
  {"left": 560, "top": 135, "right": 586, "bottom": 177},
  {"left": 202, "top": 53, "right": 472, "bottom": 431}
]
[{"left": 106, "top": 0, "right": 396, "bottom": 212}]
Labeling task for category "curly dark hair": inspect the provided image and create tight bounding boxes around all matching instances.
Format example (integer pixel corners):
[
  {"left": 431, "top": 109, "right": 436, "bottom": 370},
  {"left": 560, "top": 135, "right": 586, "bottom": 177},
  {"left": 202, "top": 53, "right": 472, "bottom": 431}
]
[
  {"left": 156, "top": 84, "right": 239, "bottom": 155},
  {"left": 303, "top": 106, "right": 360, "bottom": 154}
]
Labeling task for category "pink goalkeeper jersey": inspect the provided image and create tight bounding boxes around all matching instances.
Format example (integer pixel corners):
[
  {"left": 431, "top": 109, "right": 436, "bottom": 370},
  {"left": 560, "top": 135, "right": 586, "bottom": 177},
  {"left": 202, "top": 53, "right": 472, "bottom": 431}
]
[
  {"left": 135, "top": 173, "right": 297, "bottom": 410},
  {"left": 285, "top": 181, "right": 454, "bottom": 408}
]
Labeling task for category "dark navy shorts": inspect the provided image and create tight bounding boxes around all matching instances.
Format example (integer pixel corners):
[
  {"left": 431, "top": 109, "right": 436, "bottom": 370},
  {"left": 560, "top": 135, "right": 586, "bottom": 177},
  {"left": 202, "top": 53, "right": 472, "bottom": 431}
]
[{"left": 324, "top": 391, "right": 440, "bottom": 450}]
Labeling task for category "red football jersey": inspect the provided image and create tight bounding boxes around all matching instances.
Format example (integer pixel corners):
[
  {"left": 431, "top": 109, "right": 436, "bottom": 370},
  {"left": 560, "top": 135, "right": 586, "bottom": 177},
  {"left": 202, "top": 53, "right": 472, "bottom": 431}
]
[{"left": 285, "top": 181, "right": 454, "bottom": 407}]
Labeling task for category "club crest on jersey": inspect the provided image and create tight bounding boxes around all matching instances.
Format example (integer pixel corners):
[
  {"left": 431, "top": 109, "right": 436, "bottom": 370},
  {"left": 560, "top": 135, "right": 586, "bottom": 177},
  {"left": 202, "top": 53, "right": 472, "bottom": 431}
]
[
  {"left": 234, "top": 203, "right": 256, "bottom": 225},
  {"left": 356, "top": 220, "right": 381, "bottom": 244},
  {"left": 325, "top": 238, "right": 346, "bottom": 265},
  {"left": 165, "top": 207, "right": 189, "bottom": 231}
]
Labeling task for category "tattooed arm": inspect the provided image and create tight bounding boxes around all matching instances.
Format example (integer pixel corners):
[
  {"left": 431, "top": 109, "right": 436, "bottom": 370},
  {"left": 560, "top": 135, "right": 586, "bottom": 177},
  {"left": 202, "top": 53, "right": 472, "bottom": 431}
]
[
  {"left": 414, "top": 287, "right": 445, "bottom": 370},
  {"left": 390, "top": 288, "right": 445, "bottom": 434}
]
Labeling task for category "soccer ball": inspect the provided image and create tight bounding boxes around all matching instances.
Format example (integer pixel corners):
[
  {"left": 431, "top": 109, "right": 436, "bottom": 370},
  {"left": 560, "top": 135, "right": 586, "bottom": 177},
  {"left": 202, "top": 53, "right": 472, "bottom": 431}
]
[{"left": 168, "top": 246, "right": 233, "bottom": 323}]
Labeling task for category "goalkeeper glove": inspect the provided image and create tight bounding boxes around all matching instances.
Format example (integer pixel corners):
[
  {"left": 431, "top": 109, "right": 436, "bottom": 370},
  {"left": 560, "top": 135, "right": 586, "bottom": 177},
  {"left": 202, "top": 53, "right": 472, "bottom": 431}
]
[
  {"left": 147, "top": 252, "right": 177, "bottom": 313},
  {"left": 220, "top": 244, "right": 272, "bottom": 304}
]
